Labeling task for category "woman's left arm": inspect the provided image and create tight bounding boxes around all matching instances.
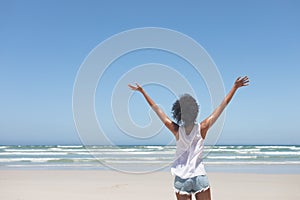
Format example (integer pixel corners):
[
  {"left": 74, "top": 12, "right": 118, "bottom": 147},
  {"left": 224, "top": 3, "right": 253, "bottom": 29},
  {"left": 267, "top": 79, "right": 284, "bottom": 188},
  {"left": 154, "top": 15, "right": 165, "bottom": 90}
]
[{"left": 200, "top": 76, "right": 249, "bottom": 139}]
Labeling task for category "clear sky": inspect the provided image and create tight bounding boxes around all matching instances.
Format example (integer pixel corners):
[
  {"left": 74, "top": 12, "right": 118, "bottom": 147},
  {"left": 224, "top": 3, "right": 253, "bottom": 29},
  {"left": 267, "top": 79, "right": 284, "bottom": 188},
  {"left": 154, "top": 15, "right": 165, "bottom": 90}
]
[{"left": 0, "top": 0, "right": 299, "bottom": 145}]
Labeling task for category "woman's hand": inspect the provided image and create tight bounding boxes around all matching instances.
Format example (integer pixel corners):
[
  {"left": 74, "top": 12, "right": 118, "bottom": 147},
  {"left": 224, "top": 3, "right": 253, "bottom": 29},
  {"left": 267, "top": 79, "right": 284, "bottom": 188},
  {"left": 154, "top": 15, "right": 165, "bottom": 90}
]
[
  {"left": 128, "top": 83, "right": 143, "bottom": 92},
  {"left": 234, "top": 76, "right": 249, "bottom": 89}
]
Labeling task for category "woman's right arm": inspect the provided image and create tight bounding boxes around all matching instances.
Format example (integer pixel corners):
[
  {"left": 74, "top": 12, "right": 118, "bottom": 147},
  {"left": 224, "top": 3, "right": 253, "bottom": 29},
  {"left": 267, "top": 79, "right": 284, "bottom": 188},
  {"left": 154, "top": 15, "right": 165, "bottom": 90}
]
[{"left": 128, "top": 83, "right": 179, "bottom": 138}]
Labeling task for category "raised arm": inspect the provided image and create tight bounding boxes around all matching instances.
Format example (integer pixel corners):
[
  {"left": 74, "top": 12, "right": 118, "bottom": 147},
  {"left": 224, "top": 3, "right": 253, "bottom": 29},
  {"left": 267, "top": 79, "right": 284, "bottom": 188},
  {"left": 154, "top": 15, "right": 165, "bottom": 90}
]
[
  {"left": 200, "top": 76, "right": 249, "bottom": 139},
  {"left": 128, "top": 83, "right": 179, "bottom": 137}
]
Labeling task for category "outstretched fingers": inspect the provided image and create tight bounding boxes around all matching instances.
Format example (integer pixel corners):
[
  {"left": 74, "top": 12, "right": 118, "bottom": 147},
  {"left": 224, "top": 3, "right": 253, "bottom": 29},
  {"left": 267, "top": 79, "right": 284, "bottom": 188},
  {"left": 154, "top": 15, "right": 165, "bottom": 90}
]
[
  {"left": 241, "top": 76, "right": 250, "bottom": 86},
  {"left": 235, "top": 76, "right": 250, "bottom": 88},
  {"left": 128, "top": 83, "right": 143, "bottom": 91},
  {"left": 128, "top": 84, "right": 137, "bottom": 90}
]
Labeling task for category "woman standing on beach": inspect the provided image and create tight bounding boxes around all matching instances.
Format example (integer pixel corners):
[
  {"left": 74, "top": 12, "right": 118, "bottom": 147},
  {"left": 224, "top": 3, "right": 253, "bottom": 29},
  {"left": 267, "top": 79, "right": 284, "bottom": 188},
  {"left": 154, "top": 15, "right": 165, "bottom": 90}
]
[{"left": 128, "top": 76, "right": 249, "bottom": 200}]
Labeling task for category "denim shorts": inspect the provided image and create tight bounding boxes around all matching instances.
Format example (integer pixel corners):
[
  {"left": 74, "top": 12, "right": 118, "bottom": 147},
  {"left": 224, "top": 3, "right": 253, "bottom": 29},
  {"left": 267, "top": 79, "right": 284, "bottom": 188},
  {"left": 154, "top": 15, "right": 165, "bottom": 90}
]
[{"left": 174, "top": 175, "right": 210, "bottom": 195}]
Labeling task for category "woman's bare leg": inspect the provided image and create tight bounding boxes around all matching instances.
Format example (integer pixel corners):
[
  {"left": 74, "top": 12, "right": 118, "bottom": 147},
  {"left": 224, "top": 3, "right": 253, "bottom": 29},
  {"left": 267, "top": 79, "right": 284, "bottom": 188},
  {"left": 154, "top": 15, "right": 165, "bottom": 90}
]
[
  {"left": 195, "top": 188, "right": 211, "bottom": 200},
  {"left": 175, "top": 192, "right": 192, "bottom": 200}
]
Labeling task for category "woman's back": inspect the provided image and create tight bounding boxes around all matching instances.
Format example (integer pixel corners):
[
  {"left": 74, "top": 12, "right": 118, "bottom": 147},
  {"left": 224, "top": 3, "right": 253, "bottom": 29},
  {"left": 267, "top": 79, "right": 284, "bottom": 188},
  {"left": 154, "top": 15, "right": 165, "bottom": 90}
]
[{"left": 171, "top": 123, "right": 206, "bottom": 179}]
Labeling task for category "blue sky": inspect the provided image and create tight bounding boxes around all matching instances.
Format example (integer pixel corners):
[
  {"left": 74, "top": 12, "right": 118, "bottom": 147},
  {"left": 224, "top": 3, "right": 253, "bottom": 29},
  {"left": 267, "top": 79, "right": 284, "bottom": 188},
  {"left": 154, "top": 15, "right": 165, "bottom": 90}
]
[{"left": 0, "top": 0, "right": 299, "bottom": 145}]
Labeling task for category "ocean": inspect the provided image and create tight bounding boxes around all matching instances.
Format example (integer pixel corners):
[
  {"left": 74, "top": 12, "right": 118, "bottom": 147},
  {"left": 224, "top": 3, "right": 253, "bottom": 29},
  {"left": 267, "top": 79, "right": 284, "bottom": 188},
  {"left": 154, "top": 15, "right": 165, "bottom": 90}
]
[{"left": 0, "top": 145, "right": 299, "bottom": 174}]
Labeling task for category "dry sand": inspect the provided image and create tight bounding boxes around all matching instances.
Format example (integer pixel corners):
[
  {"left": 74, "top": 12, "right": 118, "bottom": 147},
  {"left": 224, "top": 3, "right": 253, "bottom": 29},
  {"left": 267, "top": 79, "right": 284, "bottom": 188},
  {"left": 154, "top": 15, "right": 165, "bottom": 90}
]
[{"left": 1, "top": 170, "right": 300, "bottom": 200}]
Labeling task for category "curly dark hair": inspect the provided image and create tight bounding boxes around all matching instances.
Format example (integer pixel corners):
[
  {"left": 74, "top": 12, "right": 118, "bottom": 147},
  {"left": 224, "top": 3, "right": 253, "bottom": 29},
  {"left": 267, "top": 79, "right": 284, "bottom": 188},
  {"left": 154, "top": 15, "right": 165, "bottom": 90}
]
[{"left": 172, "top": 94, "right": 199, "bottom": 126}]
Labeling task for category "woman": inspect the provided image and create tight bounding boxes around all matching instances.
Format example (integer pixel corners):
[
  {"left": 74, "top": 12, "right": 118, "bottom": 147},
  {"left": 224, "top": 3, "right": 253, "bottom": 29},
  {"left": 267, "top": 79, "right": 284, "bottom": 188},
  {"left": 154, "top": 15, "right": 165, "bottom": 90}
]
[{"left": 128, "top": 76, "right": 249, "bottom": 200}]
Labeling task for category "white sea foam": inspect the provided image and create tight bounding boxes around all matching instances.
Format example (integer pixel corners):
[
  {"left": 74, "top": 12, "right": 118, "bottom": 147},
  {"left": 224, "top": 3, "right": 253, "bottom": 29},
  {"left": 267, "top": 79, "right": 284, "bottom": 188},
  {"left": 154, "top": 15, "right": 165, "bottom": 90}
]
[
  {"left": 207, "top": 156, "right": 257, "bottom": 159},
  {"left": 0, "top": 152, "right": 68, "bottom": 156},
  {"left": 4, "top": 149, "right": 49, "bottom": 152},
  {"left": 105, "top": 160, "right": 170, "bottom": 164},
  {"left": 57, "top": 145, "right": 83, "bottom": 148},
  {"left": 144, "top": 146, "right": 164, "bottom": 150},
  {"left": 255, "top": 145, "right": 296, "bottom": 149},
  {"left": 0, "top": 158, "right": 62, "bottom": 163},
  {"left": 205, "top": 148, "right": 253, "bottom": 152},
  {"left": 204, "top": 161, "right": 300, "bottom": 165},
  {"left": 250, "top": 151, "right": 300, "bottom": 156},
  {"left": 289, "top": 146, "right": 300, "bottom": 150}
]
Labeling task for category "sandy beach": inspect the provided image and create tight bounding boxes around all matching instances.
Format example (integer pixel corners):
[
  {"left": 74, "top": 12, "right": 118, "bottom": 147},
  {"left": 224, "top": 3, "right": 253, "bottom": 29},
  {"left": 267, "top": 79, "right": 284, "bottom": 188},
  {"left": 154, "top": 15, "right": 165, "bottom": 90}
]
[{"left": 1, "top": 170, "right": 299, "bottom": 200}]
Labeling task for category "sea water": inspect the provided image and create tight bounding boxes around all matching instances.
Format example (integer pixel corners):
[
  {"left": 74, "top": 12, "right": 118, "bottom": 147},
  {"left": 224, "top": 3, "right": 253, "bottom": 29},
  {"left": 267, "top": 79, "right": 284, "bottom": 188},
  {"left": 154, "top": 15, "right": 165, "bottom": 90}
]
[{"left": 0, "top": 145, "right": 299, "bottom": 173}]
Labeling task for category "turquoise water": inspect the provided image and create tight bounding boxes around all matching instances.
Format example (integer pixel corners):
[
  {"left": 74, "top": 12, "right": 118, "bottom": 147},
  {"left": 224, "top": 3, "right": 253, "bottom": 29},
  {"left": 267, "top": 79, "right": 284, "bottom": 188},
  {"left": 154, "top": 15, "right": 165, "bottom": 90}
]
[{"left": 0, "top": 145, "right": 299, "bottom": 173}]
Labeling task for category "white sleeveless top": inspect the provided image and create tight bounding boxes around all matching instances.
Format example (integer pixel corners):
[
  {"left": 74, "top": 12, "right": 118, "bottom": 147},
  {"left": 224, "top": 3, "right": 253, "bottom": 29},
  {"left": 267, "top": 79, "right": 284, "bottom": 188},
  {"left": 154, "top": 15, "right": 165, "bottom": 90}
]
[{"left": 171, "top": 123, "right": 206, "bottom": 179}]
